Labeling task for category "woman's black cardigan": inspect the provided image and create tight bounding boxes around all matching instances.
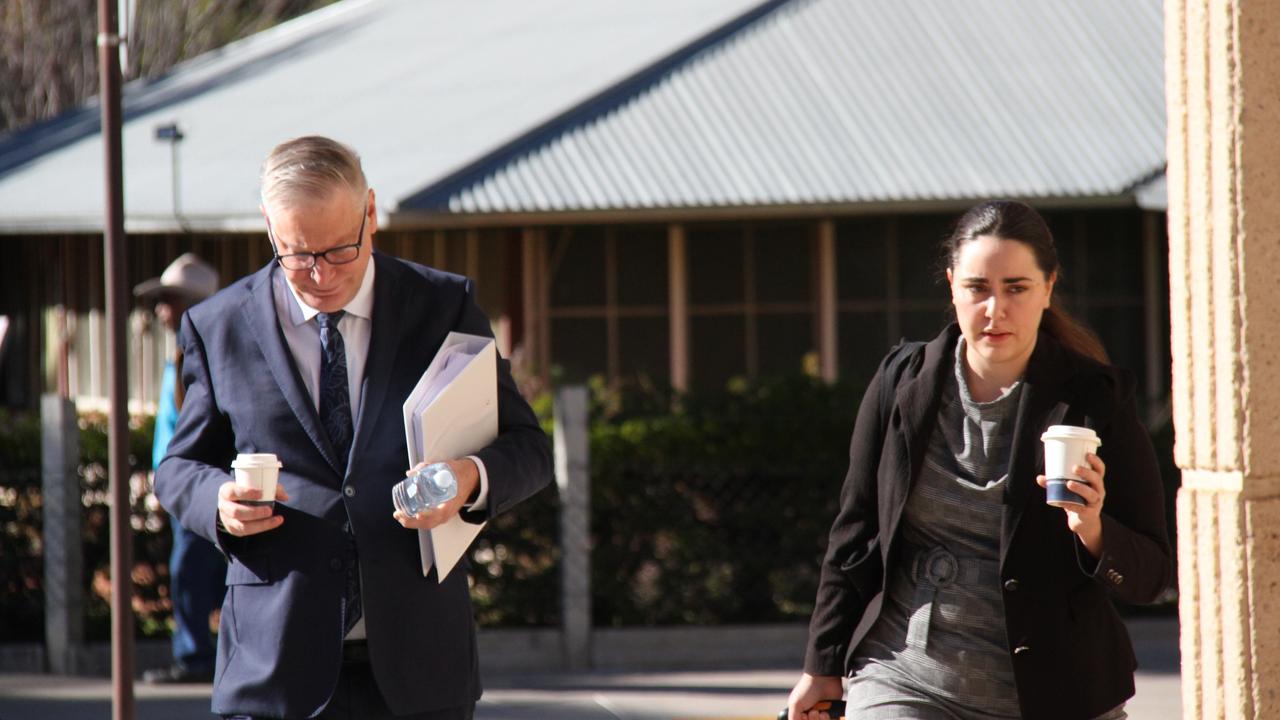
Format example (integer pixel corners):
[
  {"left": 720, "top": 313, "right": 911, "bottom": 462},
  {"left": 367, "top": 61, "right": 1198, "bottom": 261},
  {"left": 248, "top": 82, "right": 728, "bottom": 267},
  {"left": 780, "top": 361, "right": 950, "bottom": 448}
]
[{"left": 804, "top": 323, "right": 1172, "bottom": 720}]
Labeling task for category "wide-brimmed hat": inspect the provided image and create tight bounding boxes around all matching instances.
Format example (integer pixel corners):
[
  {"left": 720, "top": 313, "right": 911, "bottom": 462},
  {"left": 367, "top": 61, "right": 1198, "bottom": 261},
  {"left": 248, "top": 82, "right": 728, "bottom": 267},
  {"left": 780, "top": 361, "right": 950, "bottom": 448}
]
[{"left": 133, "top": 253, "right": 219, "bottom": 303}]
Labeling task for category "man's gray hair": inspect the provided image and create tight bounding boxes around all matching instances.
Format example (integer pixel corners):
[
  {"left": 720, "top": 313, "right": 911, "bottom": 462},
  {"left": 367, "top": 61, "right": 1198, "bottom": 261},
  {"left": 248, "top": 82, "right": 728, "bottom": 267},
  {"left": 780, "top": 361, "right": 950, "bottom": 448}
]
[{"left": 260, "top": 136, "right": 368, "bottom": 210}]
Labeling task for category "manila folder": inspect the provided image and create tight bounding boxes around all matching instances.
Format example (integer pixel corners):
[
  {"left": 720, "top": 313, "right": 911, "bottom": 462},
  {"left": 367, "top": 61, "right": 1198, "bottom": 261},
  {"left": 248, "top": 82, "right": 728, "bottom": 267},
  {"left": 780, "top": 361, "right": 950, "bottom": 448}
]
[{"left": 401, "top": 332, "right": 498, "bottom": 582}]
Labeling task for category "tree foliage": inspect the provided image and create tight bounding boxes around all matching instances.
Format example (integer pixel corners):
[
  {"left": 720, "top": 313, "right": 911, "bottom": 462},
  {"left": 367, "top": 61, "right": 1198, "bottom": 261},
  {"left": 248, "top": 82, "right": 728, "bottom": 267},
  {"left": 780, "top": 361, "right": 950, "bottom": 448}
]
[{"left": 0, "top": 0, "right": 334, "bottom": 134}]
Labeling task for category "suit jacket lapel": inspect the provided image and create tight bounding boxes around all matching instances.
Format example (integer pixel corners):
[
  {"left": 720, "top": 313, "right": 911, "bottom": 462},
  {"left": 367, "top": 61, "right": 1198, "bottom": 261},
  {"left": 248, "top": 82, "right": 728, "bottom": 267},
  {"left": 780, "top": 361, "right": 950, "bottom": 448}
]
[
  {"left": 350, "top": 253, "right": 404, "bottom": 470},
  {"left": 999, "top": 333, "right": 1073, "bottom": 569},
  {"left": 884, "top": 329, "right": 952, "bottom": 546},
  {"left": 241, "top": 263, "right": 346, "bottom": 476}
]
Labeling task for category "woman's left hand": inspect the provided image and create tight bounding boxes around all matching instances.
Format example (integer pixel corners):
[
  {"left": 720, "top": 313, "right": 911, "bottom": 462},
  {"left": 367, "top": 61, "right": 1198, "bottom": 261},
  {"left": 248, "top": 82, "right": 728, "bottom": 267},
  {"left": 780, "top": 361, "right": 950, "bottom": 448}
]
[{"left": 1036, "top": 452, "right": 1106, "bottom": 558}]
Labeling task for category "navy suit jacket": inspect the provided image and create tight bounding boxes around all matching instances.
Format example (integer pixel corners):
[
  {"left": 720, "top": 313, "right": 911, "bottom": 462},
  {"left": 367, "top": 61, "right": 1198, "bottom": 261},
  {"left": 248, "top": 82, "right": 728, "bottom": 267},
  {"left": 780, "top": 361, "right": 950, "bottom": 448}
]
[{"left": 155, "top": 253, "right": 552, "bottom": 718}]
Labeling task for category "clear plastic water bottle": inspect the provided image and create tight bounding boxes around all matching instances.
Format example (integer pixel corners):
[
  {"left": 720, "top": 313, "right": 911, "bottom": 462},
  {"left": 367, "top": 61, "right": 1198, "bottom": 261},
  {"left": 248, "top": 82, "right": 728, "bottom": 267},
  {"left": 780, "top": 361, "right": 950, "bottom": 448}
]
[{"left": 392, "top": 462, "right": 458, "bottom": 516}]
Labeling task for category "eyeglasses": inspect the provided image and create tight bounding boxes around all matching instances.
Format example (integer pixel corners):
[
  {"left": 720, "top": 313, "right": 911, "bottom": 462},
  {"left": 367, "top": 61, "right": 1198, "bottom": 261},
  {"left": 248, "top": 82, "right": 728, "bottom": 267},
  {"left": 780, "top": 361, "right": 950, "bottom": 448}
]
[{"left": 267, "top": 209, "right": 366, "bottom": 272}]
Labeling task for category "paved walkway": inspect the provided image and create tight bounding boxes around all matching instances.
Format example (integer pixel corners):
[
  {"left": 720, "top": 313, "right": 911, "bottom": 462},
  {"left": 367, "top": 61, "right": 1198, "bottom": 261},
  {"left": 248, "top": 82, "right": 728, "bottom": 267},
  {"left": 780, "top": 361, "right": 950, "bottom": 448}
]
[{"left": 0, "top": 618, "right": 1179, "bottom": 720}]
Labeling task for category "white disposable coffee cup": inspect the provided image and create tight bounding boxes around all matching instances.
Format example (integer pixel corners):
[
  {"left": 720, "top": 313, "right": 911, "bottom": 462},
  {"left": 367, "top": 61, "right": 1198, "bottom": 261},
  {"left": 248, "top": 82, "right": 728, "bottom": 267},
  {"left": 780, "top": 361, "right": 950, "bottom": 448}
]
[
  {"left": 1040, "top": 425, "right": 1101, "bottom": 507},
  {"left": 231, "top": 453, "right": 282, "bottom": 507}
]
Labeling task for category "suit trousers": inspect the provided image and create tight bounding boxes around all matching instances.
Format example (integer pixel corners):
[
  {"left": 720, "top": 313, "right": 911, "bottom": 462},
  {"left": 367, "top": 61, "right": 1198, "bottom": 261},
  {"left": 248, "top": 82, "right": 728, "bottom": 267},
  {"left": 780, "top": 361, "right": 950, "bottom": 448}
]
[
  {"left": 320, "top": 641, "right": 475, "bottom": 720},
  {"left": 223, "top": 642, "right": 474, "bottom": 720}
]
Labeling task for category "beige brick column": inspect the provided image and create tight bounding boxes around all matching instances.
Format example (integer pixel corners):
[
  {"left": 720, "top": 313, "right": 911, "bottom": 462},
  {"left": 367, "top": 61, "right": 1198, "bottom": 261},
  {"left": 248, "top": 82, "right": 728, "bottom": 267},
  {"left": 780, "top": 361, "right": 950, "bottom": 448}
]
[{"left": 1167, "top": 1, "right": 1280, "bottom": 718}]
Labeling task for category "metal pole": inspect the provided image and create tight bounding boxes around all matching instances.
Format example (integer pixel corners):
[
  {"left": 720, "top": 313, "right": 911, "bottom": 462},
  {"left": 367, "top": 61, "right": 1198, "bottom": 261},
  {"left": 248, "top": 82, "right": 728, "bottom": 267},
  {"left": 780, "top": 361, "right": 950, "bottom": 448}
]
[{"left": 97, "top": 0, "right": 134, "bottom": 716}]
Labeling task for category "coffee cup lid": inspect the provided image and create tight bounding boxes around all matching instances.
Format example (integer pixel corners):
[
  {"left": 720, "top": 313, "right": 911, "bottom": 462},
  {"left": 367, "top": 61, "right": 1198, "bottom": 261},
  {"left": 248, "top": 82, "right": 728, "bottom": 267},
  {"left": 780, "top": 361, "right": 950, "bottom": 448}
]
[
  {"left": 1040, "top": 425, "right": 1101, "bottom": 446},
  {"left": 232, "top": 453, "right": 282, "bottom": 468}
]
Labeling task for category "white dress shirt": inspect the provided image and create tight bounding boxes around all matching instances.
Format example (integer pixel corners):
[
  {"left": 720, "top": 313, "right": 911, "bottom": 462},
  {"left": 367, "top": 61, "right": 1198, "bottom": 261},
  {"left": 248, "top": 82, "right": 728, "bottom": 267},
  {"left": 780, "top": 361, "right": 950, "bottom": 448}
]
[{"left": 272, "top": 259, "right": 375, "bottom": 418}]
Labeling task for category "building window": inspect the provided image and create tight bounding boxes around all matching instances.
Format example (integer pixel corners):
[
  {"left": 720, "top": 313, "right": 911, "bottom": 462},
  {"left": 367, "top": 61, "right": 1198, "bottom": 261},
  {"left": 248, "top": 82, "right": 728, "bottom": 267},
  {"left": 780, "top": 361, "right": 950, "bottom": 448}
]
[
  {"left": 835, "top": 215, "right": 951, "bottom": 385},
  {"left": 686, "top": 221, "right": 815, "bottom": 389},
  {"left": 536, "top": 210, "right": 1165, "bottom": 407},
  {"left": 1045, "top": 210, "right": 1158, "bottom": 397},
  {"left": 546, "top": 224, "right": 668, "bottom": 385}
]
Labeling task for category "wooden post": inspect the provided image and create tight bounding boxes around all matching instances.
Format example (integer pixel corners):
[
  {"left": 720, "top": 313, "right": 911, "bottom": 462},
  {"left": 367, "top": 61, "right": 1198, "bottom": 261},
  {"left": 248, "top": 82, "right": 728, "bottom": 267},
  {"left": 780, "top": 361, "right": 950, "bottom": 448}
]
[
  {"left": 817, "top": 220, "right": 838, "bottom": 383},
  {"left": 668, "top": 225, "right": 688, "bottom": 392},
  {"left": 1142, "top": 212, "right": 1163, "bottom": 427}
]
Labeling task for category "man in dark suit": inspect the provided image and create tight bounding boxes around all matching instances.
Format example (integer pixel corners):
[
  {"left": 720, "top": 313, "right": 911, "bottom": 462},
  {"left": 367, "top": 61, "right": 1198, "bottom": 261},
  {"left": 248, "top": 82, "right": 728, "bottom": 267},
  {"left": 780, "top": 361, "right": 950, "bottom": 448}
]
[{"left": 155, "top": 136, "right": 552, "bottom": 719}]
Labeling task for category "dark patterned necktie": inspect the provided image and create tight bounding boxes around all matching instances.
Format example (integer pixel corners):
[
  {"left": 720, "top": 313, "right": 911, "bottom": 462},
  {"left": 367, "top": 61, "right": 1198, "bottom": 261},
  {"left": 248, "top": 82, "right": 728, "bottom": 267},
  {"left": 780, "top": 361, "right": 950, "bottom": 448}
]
[
  {"left": 317, "top": 310, "right": 360, "bottom": 634},
  {"left": 316, "top": 311, "right": 353, "bottom": 471}
]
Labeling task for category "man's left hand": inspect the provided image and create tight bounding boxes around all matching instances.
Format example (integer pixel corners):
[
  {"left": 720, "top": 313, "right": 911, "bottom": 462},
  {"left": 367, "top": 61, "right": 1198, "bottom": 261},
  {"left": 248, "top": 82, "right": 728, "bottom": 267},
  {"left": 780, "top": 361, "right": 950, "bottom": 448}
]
[{"left": 392, "top": 457, "right": 479, "bottom": 530}]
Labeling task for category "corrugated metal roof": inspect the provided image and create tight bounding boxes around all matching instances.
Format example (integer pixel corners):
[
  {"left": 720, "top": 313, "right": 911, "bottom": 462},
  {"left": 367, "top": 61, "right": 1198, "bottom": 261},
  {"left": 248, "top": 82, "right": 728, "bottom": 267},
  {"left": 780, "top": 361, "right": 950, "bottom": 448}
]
[
  {"left": 0, "top": 0, "right": 1165, "bottom": 232},
  {"left": 0, "top": 0, "right": 764, "bottom": 232},
  {"left": 405, "top": 0, "right": 1165, "bottom": 216}
]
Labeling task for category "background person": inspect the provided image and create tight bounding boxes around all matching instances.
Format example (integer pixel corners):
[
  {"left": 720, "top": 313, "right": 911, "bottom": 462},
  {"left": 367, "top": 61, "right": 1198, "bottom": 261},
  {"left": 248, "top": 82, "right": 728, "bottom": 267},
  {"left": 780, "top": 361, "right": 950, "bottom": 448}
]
[
  {"left": 135, "top": 252, "right": 223, "bottom": 684},
  {"left": 155, "top": 136, "right": 552, "bottom": 719},
  {"left": 787, "top": 200, "right": 1171, "bottom": 720}
]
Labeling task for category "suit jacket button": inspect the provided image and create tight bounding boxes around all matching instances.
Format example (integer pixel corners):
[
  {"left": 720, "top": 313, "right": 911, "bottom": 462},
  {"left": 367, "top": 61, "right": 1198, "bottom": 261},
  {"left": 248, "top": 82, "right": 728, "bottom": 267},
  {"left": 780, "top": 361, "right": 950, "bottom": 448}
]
[
  {"left": 344, "top": 486, "right": 356, "bottom": 498},
  {"left": 1003, "top": 578, "right": 1020, "bottom": 592},
  {"left": 1013, "top": 645, "right": 1031, "bottom": 655},
  {"left": 329, "top": 558, "right": 343, "bottom": 572}
]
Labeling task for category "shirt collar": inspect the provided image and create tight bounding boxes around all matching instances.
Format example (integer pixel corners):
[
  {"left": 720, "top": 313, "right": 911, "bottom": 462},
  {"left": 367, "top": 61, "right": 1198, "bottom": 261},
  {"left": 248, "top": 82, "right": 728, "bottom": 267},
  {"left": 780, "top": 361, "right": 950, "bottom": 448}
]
[{"left": 278, "top": 257, "right": 377, "bottom": 327}]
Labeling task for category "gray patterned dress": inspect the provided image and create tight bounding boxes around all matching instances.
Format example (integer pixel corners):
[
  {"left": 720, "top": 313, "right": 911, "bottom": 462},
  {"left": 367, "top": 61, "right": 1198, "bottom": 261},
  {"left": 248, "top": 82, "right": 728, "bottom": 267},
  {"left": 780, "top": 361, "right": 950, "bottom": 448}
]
[{"left": 844, "top": 341, "right": 1125, "bottom": 720}]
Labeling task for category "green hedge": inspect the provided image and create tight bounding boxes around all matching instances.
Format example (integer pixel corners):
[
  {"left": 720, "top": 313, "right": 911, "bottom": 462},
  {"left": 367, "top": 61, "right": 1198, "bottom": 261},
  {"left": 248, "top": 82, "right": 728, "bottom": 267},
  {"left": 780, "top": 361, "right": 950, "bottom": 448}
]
[
  {"left": 0, "top": 405, "right": 563, "bottom": 638},
  {"left": 581, "top": 377, "right": 1181, "bottom": 625},
  {"left": 0, "top": 374, "right": 1180, "bottom": 638},
  {"left": 469, "top": 375, "right": 868, "bottom": 627},
  {"left": 467, "top": 474, "right": 560, "bottom": 626},
  {"left": 0, "top": 409, "right": 43, "bottom": 642},
  {"left": 0, "top": 377, "right": 864, "bottom": 635},
  {"left": 586, "top": 375, "right": 864, "bottom": 625},
  {"left": 0, "top": 408, "right": 161, "bottom": 642}
]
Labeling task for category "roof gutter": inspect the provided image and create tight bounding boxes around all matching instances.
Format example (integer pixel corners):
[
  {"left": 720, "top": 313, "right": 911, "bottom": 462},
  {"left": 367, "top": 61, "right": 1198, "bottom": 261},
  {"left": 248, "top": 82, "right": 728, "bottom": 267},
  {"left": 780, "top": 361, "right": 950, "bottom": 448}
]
[
  {"left": 0, "top": 195, "right": 1154, "bottom": 236},
  {"left": 385, "top": 194, "right": 1149, "bottom": 230}
]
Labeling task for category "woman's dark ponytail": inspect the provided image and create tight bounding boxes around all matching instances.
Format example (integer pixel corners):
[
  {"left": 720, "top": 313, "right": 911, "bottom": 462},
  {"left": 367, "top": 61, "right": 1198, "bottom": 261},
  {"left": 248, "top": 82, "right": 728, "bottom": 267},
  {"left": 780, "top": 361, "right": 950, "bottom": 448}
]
[
  {"left": 943, "top": 200, "right": 1109, "bottom": 364},
  {"left": 1041, "top": 306, "right": 1108, "bottom": 364}
]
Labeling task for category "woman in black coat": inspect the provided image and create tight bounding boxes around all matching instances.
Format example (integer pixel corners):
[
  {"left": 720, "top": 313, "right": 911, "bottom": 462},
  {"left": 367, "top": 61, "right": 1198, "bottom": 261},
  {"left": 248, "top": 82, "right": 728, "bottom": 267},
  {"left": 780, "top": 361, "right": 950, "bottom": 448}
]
[{"left": 787, "top": 201, "right": 1171, "bottom": 720}]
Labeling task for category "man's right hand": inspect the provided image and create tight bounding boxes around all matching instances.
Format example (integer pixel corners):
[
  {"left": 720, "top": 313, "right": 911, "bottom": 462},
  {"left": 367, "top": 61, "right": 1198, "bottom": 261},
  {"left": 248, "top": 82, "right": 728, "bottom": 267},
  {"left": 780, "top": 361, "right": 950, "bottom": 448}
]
[
  {"left": 785, "top": 673, "right": 844, "bottom": 720},
  {"left": 217, "top": 481, "right": 288, "bottom": 536}
]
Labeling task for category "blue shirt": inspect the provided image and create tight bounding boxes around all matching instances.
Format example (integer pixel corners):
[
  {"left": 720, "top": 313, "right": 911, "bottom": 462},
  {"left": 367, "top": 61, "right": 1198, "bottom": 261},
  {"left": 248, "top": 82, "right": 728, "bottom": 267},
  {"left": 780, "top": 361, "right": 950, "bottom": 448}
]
[{"left": 153, "top": 360, "right": 178, "bottom": 469}]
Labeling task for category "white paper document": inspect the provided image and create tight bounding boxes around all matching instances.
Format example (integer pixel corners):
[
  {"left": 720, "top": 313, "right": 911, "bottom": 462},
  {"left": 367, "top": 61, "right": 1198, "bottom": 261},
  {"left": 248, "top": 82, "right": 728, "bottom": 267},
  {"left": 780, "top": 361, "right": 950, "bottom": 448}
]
[{"left": 401, "top": 332, "right": 499, "bottom": 582}]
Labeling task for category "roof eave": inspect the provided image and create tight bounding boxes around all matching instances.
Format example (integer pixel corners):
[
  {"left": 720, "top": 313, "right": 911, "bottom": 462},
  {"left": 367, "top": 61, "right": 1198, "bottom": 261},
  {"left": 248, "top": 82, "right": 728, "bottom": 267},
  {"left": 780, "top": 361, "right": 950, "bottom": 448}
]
[
  {"left": 0, "top": 214, "right": 266, "bottom": 236},
  {"left": 386, "top": 194, "right": 1151, "bottom": 230}
]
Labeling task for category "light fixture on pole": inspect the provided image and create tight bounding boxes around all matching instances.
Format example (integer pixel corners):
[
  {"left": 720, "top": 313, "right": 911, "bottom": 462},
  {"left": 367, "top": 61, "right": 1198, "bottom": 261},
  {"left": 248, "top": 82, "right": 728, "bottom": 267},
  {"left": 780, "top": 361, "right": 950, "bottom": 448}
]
[{"left": 154, "top": 122, "right": 189, "bottom": 231}]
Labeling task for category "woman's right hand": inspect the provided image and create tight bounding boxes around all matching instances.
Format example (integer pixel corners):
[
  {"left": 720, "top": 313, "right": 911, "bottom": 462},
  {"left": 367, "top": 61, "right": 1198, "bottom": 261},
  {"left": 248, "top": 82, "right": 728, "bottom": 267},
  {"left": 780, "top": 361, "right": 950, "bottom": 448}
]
[{"left": 786, "top": 673, "right": 844, "bottom": 720}]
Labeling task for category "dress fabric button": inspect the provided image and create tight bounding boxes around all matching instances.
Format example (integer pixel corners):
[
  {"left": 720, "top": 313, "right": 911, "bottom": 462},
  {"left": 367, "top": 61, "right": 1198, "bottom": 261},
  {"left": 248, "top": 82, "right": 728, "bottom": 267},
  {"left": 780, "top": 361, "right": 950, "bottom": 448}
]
[
  {"left": 329, "top": 558, "right": 343, "bottom": 572},
  {"left": 1003, "top": 578, "right": 1020, "bottom": 592},
  {"left": 344, "top": 486, "right": 355, "bottom": 497}
]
